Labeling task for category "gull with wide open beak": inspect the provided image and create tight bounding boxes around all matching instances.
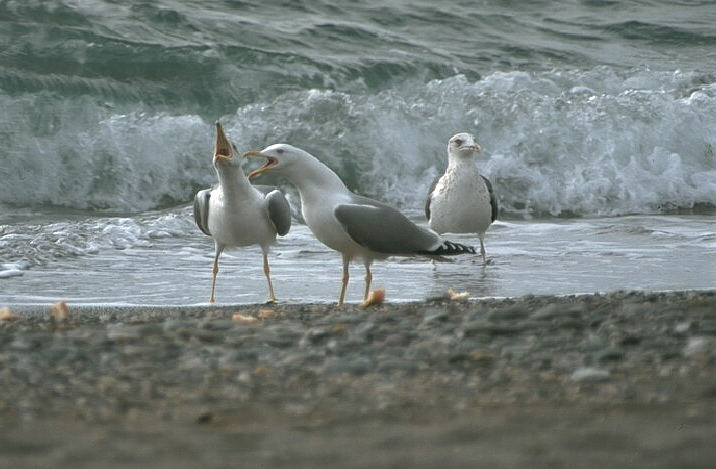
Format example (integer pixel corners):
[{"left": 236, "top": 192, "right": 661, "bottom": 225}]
[{"left": 193, "top": 122, "right": 291, "bottom": 303}]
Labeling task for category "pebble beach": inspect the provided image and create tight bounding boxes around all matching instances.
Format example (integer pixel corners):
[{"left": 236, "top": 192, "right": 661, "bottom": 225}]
[{"left": 2, "top": 290, "right": 715, "bottom": 468}]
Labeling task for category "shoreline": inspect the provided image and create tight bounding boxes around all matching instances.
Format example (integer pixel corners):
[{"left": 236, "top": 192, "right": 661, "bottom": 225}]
[
  {"left": 2, "top": 289, "right": 715, "bottom": 468},
  {"left": 5, "top": 287, "right": 715, "bottom": 318}
]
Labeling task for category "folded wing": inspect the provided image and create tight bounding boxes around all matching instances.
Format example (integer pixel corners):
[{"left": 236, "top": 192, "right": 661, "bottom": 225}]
[{"left": 334, "top": 195, "right": 441, "bottom": 254}]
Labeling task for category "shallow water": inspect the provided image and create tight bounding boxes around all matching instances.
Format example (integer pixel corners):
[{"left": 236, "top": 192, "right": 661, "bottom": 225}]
[{"left": 2, "top": 209, "right": 713, "bottom": 306}]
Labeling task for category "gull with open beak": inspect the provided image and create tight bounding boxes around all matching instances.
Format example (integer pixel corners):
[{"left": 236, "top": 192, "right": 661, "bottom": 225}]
[
  {"left": 425, "top": 132, "right": 498, "bottom": 265},
  {"left": 193, "top": 123, "right": 291, "bottom": 303},
  {"left": 243, "top": 144, "right": 476, "bottom": 307}
]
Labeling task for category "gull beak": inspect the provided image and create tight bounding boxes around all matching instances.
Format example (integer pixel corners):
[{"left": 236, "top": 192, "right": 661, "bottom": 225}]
[
  {"left": 243, "top": 150, "right": 278, "bottom": 179},
  {"left": 465, "top": 144, "right": 483, "bottom": 153},
  {"left": 214, "top": 122, "right": 235, "bottom": 164}
]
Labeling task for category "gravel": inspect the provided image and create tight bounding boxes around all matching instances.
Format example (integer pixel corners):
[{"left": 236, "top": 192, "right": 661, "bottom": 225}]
[{"left": 1, "top": 290, "right": 715, "bottom": 468}]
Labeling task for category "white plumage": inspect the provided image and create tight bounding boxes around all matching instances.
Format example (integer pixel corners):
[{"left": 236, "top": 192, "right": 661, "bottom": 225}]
[
  {"left": 426, "top": 132, "right": 498, "bottom": 265},
  {"left": 244, "top": 144, "right": 476, "bottom": 307},
  {"left": 193, "top": 123, "right": 291, "bottom": 303}
]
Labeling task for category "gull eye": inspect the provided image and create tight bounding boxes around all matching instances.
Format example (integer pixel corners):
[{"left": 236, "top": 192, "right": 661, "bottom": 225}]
[
  {"left": 454, "top": 139, "right": 463, "bottom": 146},
  {"left": 276, "top": 148, "right": 284, "bottom": 154}
]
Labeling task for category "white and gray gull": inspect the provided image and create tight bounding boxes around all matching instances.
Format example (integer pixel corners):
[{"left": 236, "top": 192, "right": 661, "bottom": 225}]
[
  {"left": 426, "top": 132, "right": 498, "bottom": 265},
  {"left": 193, "top": 123, "right": 291, "bottom": 303},
  {"left": 243, "top": 144, "right": 476, "bottom": 307}
]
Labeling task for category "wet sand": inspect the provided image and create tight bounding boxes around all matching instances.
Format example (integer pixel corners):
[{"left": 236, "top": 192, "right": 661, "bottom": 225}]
[{"left": 1, "top": 290, "right": 715, "bottom": 468}]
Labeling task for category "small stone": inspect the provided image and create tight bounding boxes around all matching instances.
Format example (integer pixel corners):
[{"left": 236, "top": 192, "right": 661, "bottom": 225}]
[
  {"left": 162, "top": 319, "right": 198, "bottom": 332},
  {"left": 106, "top": 324, "right": 142, "bottom": 342},
  {"left": 684, "top": 337, "right": 712, "bottom": 357},
  {"left": 50, "top": 301, "right": 70, "bottom": 321},
  {"left": 196, "top": 411, "right": 214, "bottom": 424},
  {"left": 531, "top": 304, "right": 582, "bottom": 320},
  {"left": 570, "top": 367, "right": 610, "bottom": 382},
  {"left": 301, "top": 327, "right": 332, "bottom": 346},
  {"left": 449, "top": 350, "right": 496, "bottom": 369},
  {"left": 0, "top": 306, "right": 18, "bottom": 322},
  {"left": 237, "top": 371, "right": 252, "bottom": 385},
  {"left": 263, "top": 326, "right": 302, "bottom": 348},
  {"left": 354, "top": 321, "right": 376, "bottom": 337},
  {"left": 384, "top": 332, "right": 410, "bottom": 346},
  {"left": 619, "top": 334, "right": 641, "bottom": 346},
  {"left": 232, "top": 313, "right": 259, "bottom": 324},
  {"left": 323, "top": 357, "right": 372, "bottom": 375},
  {"left": 674, "top": 321, "right": 692, "bottom": 334},
  {"left": 199, "top": 319, "right": 235, "bottom": 331},
  {"left": 597, "top": 348, "right": 625, "bottom": 363},
  {"left": 376, "top": 359, "right": 417, "bottom": 373},
  {"left": 422, "top": 309, "right": 449, "bottom": 325}
]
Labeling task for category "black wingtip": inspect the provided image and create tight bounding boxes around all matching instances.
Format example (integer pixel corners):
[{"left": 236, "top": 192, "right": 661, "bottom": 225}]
[{"left": 419, "top": 240, "right": 477, "bottom": 256}]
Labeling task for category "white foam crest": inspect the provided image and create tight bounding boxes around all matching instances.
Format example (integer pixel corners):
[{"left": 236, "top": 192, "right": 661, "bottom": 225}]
[
  {"left": 2, "top": 67, "right": 714, "bottom": 216},
  {"left": 232, "top": 67, "right": 716, "bottom": 216},
  {"left": 0, "top": 94, "right": 213, "bottom": 211}
]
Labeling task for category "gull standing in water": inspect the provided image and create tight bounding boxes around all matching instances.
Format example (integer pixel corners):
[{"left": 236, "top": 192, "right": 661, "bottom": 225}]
[
  {"left": 193, "top": 123, "right": 291, "bottom": 303},
  {"left": 243, "top": 144, "right": 476, "bottom": 307},
  {"left": 426, "top": 132, "right": 498, "bottom": 265}
]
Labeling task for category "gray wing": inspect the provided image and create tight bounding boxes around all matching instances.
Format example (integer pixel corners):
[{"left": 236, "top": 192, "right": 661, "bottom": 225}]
[
  {"left": 334, "top": 195, "right": 440, "bottom": 255},
  {"left": 425, "top": 175, "right": 441, "bottom": 221},
  {"left": 481, "top": 175, "right": 498, "bottom": 223},
  {"left": 265, "top": 189, "right": 291, "bottom": 236},
  {"left": 193, "top": 189, "right": 212, "bottom": 236}
]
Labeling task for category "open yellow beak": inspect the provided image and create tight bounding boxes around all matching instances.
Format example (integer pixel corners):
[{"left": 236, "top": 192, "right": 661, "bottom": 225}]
[
  {"left": 214, "top": 122, "right": 235, "bottom": 164},
  {"left": 243, "top": 150, "right": 278, "bottom": 179}
]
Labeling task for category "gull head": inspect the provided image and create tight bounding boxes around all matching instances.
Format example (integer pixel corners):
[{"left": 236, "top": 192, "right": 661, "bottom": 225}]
[
  {"left": 243, "top": 143, "right": 303, "bottom": 179},
  {"left": 212, "top": 122, "right": 240, "bottom": 169},
  {"left": 448, "top": 132, "right": 482, "bottom": 159}
]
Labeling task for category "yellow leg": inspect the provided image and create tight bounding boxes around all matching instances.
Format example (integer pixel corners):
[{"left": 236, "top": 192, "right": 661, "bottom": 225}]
[
  {"left": 362, "top": 263, "right": 372, "bottom": 303},
  {"left": 479, "top": 235, "right": 487, "bottom": 266},
  {"left": 338, "top": 255, "right": 350, "bottom": 307},
  {"left": 360, "top": 261, "right": 386, "bottom": 308},
  {"left": 263, "top": 251, "right": 277, "bottom": 303},
  {"left": 209, "top": 248, "right": 222, "bottom": 304}
]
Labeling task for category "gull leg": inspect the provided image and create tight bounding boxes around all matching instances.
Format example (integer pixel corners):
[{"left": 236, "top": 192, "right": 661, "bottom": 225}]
[
  {"left": 362, "top": 262, "right": 372, "bottom": 303},
  {"left": 209, "top": 245, "right": 224, "bottom": 304},
  {"left": 262, "top": 249, "right": 277, "bottom": 303},
  {"left": 338, "top": 254, "right": 350, "bottom": 307},
  {"left": 360, "top": 261, "right": 385, "bottom": 307},
  {"left": 478, "top": 234, "right": 487, "bottom": 266}
]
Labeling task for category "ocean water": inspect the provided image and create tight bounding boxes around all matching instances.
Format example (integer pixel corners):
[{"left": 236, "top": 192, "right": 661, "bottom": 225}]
[{"left": 1, "top": 0, "right": 715, "bottom": 305}]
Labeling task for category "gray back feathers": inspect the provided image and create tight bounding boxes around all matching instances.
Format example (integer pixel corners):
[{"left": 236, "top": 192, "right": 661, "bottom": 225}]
[
  {"left": 481, "top": 175, "right": 498, "bottom": 223},
  {"left": 334, "top": 195, "right": 440, "bottom": 254},
  {"left": 193, "top": 189, "right": 212, "bottom": 236},
  {"left": 424, "top": 175, "right": 441, "bottom": 221},
  {"left": 265, "top": 189, "right": 292, "bottom": 236}
]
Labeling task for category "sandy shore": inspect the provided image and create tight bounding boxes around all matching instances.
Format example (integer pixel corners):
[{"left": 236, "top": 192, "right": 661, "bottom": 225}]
[{"left": 1, "top": 290, "right": 715, "bottom": 468}]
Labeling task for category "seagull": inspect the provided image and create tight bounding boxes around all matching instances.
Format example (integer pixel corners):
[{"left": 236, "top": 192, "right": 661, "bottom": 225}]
[
  {"left": 425, "top": 132, "right": 498, "bottom": 265},
  {"left": 242, "top": 144, "right": 476, "bottom": 307},
  {"left": 193, "top": 123, "right": 291, "bottom": 304}
]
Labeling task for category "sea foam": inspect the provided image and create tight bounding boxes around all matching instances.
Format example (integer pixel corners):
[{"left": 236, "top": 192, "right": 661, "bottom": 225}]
[{"left": 1, "top": 68, "right": 714, "bottom": 216}]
